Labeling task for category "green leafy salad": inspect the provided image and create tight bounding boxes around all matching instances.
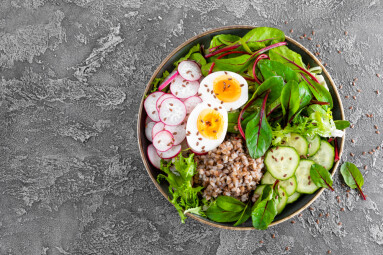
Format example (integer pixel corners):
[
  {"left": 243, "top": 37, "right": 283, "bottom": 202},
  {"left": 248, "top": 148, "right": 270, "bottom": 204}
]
[{"left": 143, "top": 27, "right": 365, "bottom": 229}]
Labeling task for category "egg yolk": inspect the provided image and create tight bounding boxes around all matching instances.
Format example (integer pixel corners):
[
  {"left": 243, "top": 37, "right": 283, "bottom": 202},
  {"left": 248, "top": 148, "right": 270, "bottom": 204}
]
[
  {"left": 213, "top": 75, "right": 242, "bottom": 103},
  {"left": 197, "top": 109, "right": 224, "bottom": 140}
]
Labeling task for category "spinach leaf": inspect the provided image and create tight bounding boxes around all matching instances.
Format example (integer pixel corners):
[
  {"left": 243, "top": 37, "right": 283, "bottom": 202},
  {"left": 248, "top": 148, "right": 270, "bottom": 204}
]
[
  {"left": 258, "top": 59, "right": 299, "bottom": 82},
  {"left": 174, "top": 44, "right": 201, "bottom": 66},
  {"left": 233, "top": 200, "right": 252, "bottom": 226},
  {"left": 310, "top": 163, "right": 334, "bottom": 191},
  {"left": 157, "top": 154, "right": 204, "bottom": 223},
  {"left": 340, "top": 162, "right": 366, "bottom": 200},
  {"left": 206, "top": 203, "right": 242, "bottom": 223},
  {"left": 301, "top": 74, "right": 333, "bottom": 110},
  {"left": 280, "top": 80, "right": 300, "bottom": 121},
  {"left": 249, "top": 76, "right": 284, "bottom": 105},
  {"left": 246, "top": 92, "right": 273, "bottom": 159},
  {"left": 216, "top": 196, "right": 246, "bottom": 212},
  {"left": 251, "top": 185, "right": 278, "bottom": 230},
  {"left": 334, "top": 120, "right": 350, "bottom": 130},
  {"left": 189, "top": 53, "right": 207, "bottom": 66}
]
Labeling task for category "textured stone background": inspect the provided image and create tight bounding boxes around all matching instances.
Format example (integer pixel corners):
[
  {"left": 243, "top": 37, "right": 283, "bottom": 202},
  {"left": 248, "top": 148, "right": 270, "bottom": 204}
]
[{"left": 0, "top": 0, "right": 382, "bottom": 254}]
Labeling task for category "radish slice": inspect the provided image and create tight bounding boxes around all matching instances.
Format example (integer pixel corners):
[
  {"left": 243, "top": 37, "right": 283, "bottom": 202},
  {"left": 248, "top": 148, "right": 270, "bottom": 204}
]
[
  {"left": 158, "top": 70, "right": 179, "bottom": 91},
  {"left": 157, "top": 144, "right": 181, "bottom": 159},
  {"left": 144, "top": 91, "right": 164, "bottom": 122},
  {"left": 156, "top": 93, "right": 175, "bottom": 112},
  {"left": 159, "top": 97, "right": 187, "bottom": 126},
  {"left": 147, "top": 144, "right": 162, "bottom": 169},
  {"left": 183, "top": 96, "right": 202, "bottom": 114},
  {"left": 153, "top": 130, "right": 174, "bottom": 152},
  {"left": 178, "top": 61, "right": 202, "bottom": 81},
  {"left": 170, "top": 75, "right": 199, "bottom": 99},
  {"left": 152, "top": 122, "right": 165, "bottom": 138},
  {"left": 164, "top": 123, "right": 186, "bottom": 145},
  {"left": 145, "top": 121, "right": 156, "bottom": 142}
]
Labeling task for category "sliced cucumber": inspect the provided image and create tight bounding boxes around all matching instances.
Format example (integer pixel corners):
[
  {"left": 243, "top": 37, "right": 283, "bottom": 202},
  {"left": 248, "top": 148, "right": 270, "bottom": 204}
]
[
  {"left": 276, "top": 186, "right": 288, "bottom": 214},
  {"left": 287, "top": 192, "right": 301, "bottom": 204},
  {"left": 284, "top": 133, "right": 308, "bottom": 156},
  {"left": 261, "top": 172, "right": 297, "bottom": 196},
  {"left": 295, "top": 160, "right": 319, "bottom": 194},
  {"left": 306, "top": 134, "right": 321, "bottom": 157},
  {"left": 265, "top": 146, "right": 300, "bottom": 180},
  {"left": 254, "top": 185, "right": 266, "bottom": 197},
  {"left": 309, "top": 140, "right": 334, "bottom": 170},
  {"left": 280, "top": 176, "right": 297, "bottom": 196},
  {"left": 261, "top": 171, "right": 276, "bottom": 185}
]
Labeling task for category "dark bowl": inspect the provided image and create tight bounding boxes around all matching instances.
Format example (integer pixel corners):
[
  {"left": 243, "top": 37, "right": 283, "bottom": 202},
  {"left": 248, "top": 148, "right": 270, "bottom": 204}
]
[{"left": 137, "top": 26, "right": 345, "bottom": 230}]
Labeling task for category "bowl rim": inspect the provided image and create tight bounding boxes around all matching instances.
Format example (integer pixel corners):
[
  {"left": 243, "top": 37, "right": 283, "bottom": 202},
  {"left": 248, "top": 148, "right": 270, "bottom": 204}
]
[{"left": 137, "top": 25, "right": 345, "bottom": 230}]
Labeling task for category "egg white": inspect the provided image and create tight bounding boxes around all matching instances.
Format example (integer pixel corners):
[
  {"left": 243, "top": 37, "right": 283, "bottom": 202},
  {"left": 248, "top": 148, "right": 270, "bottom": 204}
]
[
  {"left": 186, "top": 101, "right": 228, "bottom": 153},
  {"left": 198, "top": 71, "right": 248, "bottom": 111}
]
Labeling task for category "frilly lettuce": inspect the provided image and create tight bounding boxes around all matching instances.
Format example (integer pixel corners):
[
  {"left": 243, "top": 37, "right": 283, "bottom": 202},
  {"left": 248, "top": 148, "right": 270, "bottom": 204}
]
[{"left": 157, "top": 153, "right": 204, "bottom": 223}]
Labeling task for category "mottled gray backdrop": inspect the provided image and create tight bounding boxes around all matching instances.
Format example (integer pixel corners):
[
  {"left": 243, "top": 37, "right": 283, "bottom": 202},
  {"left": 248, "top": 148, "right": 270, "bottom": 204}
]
[{"left": 0, "top": 0, "right": 382, "bottom": 254}]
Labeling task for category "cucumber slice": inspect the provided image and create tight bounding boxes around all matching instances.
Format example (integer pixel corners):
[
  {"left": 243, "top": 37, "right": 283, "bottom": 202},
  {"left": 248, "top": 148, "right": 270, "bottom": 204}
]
[
  {"left": 306, "top": 134, "right": 321, "bottom": 157},
  {"left": 309, "top": 140, "right": 334, "bottom": 170},
  {"left": 261, "top": 172, "right": 297, "bottom": 196},
  {"left": 276, "top": 186, "right": 288, "bottom": 214},
  {"left": 295, "top": 160, "right": 319, "bottom": 194},
  {"left": 287, "top": 192, "right": 301, "bottom": 204},
  {"left": 261, "top": 171, "right": 276, "bottom": 185},
  {"left": 254, "top": 185, "right": 266, "bottom": 197},
  {"left": 281, "top": 176, "right": 297, "bottom": 196},
  {"left": 284, "top": 133, "right": 308, "bottom": 156},
  {"left": 265, "top": 146, "right": 300, "bottom": 180}
]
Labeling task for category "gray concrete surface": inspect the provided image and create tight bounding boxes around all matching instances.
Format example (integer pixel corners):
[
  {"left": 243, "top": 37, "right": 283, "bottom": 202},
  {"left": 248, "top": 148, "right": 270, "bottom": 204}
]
[{"left": 0, "top": 0, "right": 382, "bottom": 254}]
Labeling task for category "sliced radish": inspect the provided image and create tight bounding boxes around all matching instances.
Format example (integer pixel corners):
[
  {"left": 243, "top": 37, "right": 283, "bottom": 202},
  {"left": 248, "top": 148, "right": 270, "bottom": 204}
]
[
  {"left": 170, "top": 75, "right": 200, "bottom": 99},
  {"left": 153, "top": 130, "right": 174, "bottom": 152},
  {"left": 159, "top": 97, "right": 187, "bottom": 126},
  {"left": 156, "top": 93, "right": 175, "bottom": 112},
  {"left": 144, "top": 91, "right": 164, "bottom": 122},
  {"left": 152, "top": 122, "right": 165, "bottom": 138},
  {"left": 147, "top": 144, "right": 162, "bottom": 169},
  {"left": 157, "top": 144, "right": 181, "bottom": 159},
  {"left": 178, "top": 61, "right": 202, "bottom": 81},
  {"left": 164, "top": 123, "right": 186, "bottom": 145},
  {"left": 158, "top": 70, "right": 179, "bottom": 91},
  {"left": 183, "top": 96, "right": 202, "bottom": 114},
  {"left": 145, "top": 121, "right": 156, "bottom": 142}
]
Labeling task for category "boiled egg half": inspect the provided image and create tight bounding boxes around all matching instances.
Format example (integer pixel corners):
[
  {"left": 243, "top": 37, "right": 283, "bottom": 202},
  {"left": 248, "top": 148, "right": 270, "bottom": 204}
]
[
  {"left": 186, "top": 101, "right": 228, "bottom": 153},
  {"left": 198, "top": 71, "right": 248, "bottom": 111}
]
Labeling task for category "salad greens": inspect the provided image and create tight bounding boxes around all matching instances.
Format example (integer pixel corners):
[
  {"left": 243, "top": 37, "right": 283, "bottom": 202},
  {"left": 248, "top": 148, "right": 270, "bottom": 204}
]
[
  {"left": 340, "top": 162, "right": 366, "bottom": 200},
  {"left": 157, "top": 153, "right": 205, "bottom": 222},
  {"left": 152, "top": 26, "right": 353, "bottom": 229}
]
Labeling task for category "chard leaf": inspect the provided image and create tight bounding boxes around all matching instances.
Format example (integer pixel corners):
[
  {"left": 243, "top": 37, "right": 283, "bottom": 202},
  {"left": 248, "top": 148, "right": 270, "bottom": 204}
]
[
  {"left": 209, "top": 34, "right": 240, "bottom": 49},
  {"left": 233, "top": 200, "right": 252, "bottom": 226},
  {"left": 269, "top": 45, "right": 305, "bottom": 70},
  {"left": 246, "top": 92, "right": 273, "bottom": 159},
  {"left": 310, "top": 164, "right": 334, "bottom": 191},
  {"left": 216, "top": 196, "right": 246, "bottom": 213},
  {"left": 214, "top": 54, "right": 252, "bottom": 73},
  {"left": 241, "top": 27, "right": 285, "bottom": 51},
  {"left": 298, "top": 81, "right": 313, "bottom": 109},
  {"left": 280, "top": 80, "right": 300, "bottom": 121},
  {"left": 252, "top": 195, "right": 277, "bottom": 230},
  {"left": 249, "top": 76, "right": 284, "bottom": 105},
  {"left": 258, "top": 59, "right": 299, "bottom": 82},
  {"left": 340, "top": 162, "right": 366, "bottom": 200},
  {"left": 174, "top": 44, "right": 201, "bottom": 66},
  {"left": 301, "top": 74, "right": 333, "bottom": 110},
  {"left": 206, "top": 203, "right": 242, "bottom": 223},
  {"left": 189, "top": 53, "right": 207, "bottom": 66},
  {"left": 334, "top": 120, "right": 350, "bottom": 130}
]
